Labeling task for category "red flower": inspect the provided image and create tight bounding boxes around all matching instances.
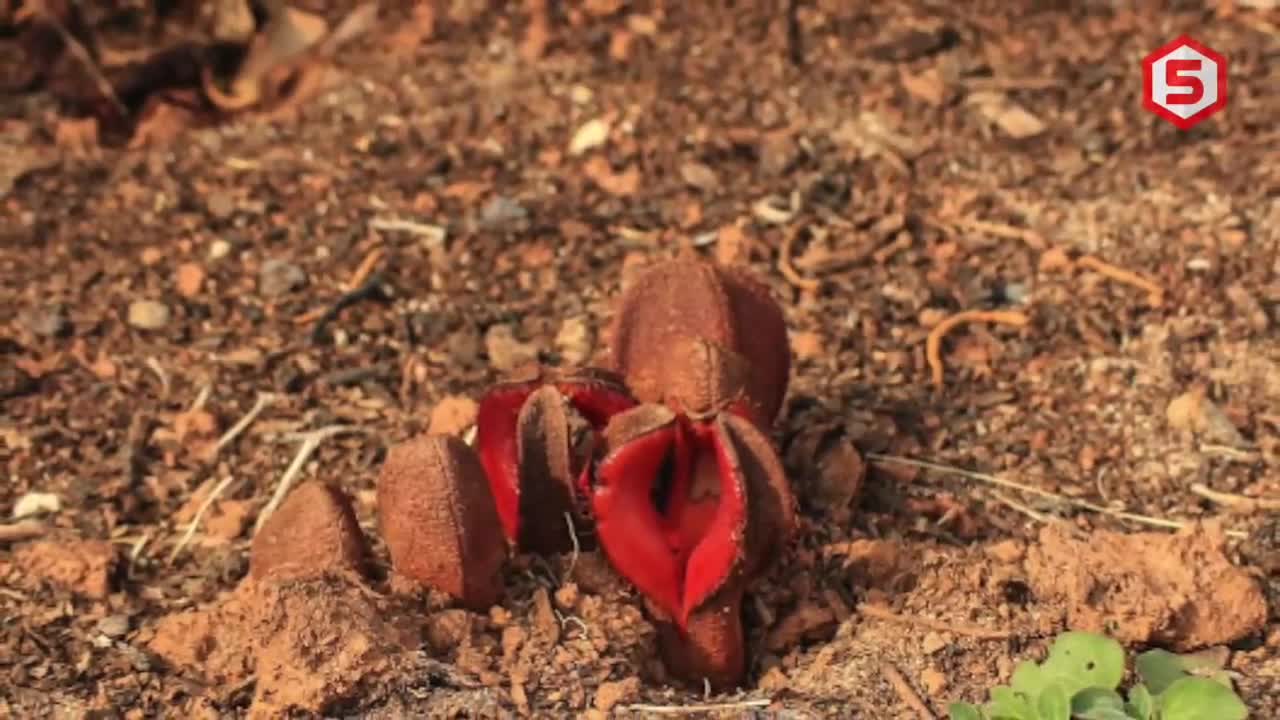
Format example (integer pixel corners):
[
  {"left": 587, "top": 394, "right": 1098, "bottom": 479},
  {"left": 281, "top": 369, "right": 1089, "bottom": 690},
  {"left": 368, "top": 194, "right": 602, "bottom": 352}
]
[{"left": 474, "top": 366, "right": 636, "bottom": 554}]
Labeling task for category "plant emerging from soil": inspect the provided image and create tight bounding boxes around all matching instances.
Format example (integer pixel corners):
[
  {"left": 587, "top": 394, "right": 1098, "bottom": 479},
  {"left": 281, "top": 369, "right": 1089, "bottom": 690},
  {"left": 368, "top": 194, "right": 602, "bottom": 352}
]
[{"left": 948, "top": 631, "right": 1249, "bottom": 720}]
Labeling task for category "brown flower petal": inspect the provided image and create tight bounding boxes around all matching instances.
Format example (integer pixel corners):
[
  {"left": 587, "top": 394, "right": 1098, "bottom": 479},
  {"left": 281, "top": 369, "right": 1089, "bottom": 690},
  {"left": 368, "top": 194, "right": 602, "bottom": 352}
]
[
  {"left": 714, "top": 412, "right": 797, "bottom": 577},
  {"left": 514, "top": 385, "right": 595, "bottom": 554},
  {"left": 377, "top": 434, "right": 506, "bottom": 610},
  {"left": 610, "top": 257, "right": 791, "bottom": 424},
  {"left": 476, "top": 365, "right": 637, "bottom": 551},
  {"left": 250, "top": 481, "right": 369, "bottom": 582}
]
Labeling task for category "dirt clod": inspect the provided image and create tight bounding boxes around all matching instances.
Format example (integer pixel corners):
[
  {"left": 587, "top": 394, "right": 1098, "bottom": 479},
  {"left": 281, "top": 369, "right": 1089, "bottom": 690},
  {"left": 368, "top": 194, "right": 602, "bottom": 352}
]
[
  {"left": 1026, "top": 523, "right": 1268, "bottom": 650},
  {"left": 14, "top": 539, "right": 118, "bottom": 598}
]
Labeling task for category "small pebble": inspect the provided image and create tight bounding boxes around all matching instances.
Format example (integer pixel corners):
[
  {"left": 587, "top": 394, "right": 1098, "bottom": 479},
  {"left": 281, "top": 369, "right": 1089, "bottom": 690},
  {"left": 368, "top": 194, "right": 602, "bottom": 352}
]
[
  {"left": 127, "top": 300, "right": 171, "bottom": 330},
  {"left": 175, "top": 263, "right": 206, "bottom": 298},
  {"left": 554, "top": 316, "right": 594, "bottom": 366},
  {"left": 485, "top": 324, "right": 538, "bottom": 372},
  {"left": 208, "top": 239, "right": 232, "bottom": 261},
  {"left": 96, "top": 614, "right": 130, "bottom": 639},
  {"left": 20, "top": 305, "right": 69, "bottom": 337},
  {"left": 479, "top": 196, "right": 528, "bottom": 230},
  {"left": 205, "top": 191, "right": 235, "bottom": 219},
  {"left": 258, "top": 259, "right": 307, "bottom": 297}
]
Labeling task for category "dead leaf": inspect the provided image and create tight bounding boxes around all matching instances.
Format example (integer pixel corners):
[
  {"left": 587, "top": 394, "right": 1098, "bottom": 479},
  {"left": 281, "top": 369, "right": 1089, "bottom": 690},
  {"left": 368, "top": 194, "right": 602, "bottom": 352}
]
[
  {"left": 582, "top": 156, "right": 640, "bottom": 196},
  {"left": 388, "top": 1, "right": 437, "bottom": 54},
  {"left": 968, "top": 92, "right": 1048, "bottom": 139},
  {"left": 53, "top": 117, "right": 99, "bottom": 157},
  {"left": 900, "top": 67, "right": 946, "bottom": 106}
]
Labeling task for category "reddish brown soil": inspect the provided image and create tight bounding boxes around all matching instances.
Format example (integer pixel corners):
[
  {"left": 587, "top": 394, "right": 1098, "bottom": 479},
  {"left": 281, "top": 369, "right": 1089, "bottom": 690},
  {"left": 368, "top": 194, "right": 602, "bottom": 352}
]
[{"left": 2, "top": 1, "right": 1278, "bottom": 718}]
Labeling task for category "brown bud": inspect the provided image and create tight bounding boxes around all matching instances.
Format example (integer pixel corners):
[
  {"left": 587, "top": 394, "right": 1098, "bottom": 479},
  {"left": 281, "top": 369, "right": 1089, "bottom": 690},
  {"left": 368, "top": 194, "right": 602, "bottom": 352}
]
[
  {"left": 250, "top": 481, "right": 369, "bottom": 582},
  {"left": 377, "top": 434, "right": 506, "bottom": 611},
  {"left": 610, "top": 257, "right": 790, "bottom": 424},
  {"left": 665, "top": 337, "right": 753, "bottom": 421}
]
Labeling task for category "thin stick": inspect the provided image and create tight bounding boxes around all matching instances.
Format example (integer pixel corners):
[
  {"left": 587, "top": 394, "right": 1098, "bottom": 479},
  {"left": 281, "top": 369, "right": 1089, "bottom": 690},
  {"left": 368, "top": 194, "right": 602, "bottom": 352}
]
[
  {"left": 344, "top": 246, "right": 385, "bottom": 292},
  {"left": 858, "top": 603, "right": 1013, "bottom": 640},
  {"left": 989, "top": 490, "right": 1055, "bottom": 525},
  {"left": 619, "top": 698, "right": 772, "bottom": 715},
  {"left": 0, "top": 520, "right": 46, "bottom": 543},
  {"left": 882, "top": 662, "right": 936, "bottom": 720},
  {"left": 1077, "top": 255, "right": 1164, "bottom": 307},
  {"left": 867, "top": 454, "right": 1248, "bottom": 539},
  {"left": 953, "top": 217, "right": 1047, "bottom": 250},
  {"left": 168, "top": 475, "right": 236, "bottom": 563},
  {"left": 253, "top": 425, "right": 364, "bottom": 534},
  {"left": 28, "top": 4, "right": 129, "bottom": 119},
  {"left": 925, "top": 310, "right": 1030, "bottom": 388},
  {"left": 778, "top": 225, "right": 822, "bottom": 291},
  {"left": 369, "top": 217, "right": 447, "bottom": 244},
  {"left": 146, "top": 357, "right": 171, "bottom": 398},
  {"left": 563, "top": 511, "right": 581, "bottom": 580},
  {"left": 214, "top": 392, "right": 276, "bottom": 455},
  {"left": 1190, "top": 483, "right": 1280, "bottom": 512}
]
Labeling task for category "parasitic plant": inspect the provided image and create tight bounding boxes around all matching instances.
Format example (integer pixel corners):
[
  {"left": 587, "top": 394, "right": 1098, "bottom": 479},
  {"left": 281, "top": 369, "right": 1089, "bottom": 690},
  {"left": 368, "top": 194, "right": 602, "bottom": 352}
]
[
  {"left": 377, "top": 434, "right": 507, "bottom": 611},
  {"left": 368, "top": 255, "right": 799, "bottom": 690},
  {"left": 610, "top": 256, "right": 791, "bottom": 426},
  {"left": 590, "top": 404, "right": 796, "bottom": 689},
  {"left": 251, "top": 480, "right": 370, "bottom": 582},
  {"left": 473, "top": 365, "right": 636, "bottom": 554},
  {"left": 591, "top": 256, "right": 797, "bottom": 689}
]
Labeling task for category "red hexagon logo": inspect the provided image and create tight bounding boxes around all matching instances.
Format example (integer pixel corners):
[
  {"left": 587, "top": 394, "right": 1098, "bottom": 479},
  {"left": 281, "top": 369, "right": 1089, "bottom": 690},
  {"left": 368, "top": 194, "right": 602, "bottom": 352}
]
[{"left": 1143, "top": 35, "right": 1228, "bottom": 130}]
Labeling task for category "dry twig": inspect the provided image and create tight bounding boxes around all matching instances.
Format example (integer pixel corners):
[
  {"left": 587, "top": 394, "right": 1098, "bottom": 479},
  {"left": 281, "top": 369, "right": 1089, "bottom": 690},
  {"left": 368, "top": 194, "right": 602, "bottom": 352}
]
[
  {"left": 168, "top": 475, "right": 237, "bottom": 563},
  {"left": 619, "top": 698, "right": 772, "bottom": 715},
  {"left": 213, "top": 392, "right": 276, "bottom": 456},
  {"left": 868, "top": 454, "right": 1249, "bottom": 539},
  {"left": 0, "top": 520, "right": 46, "bottom": 543},
  {"left": 925, "top": 310, "right": 1030, "bottom": 388},
  {"left": 1189, "top": 483, "right": 1280, "bottom": 513},
  {"left": 953, "top": 217, "right": 1048, "bottom": 250},
  {"left": 20, "top": 4, "right": 129, "bottom": 118},
  {"left": 881, "top": 662, "right": 936, "bottom": 720},
  {"left": 1077, "top": 255, "right": 1164, "bottom": 307},
  {"left": 345, "top": 246, "right": 385, "bottom": 292},
  {"left": 778, "top": 225, "right": 822, "bottom": 291},
  {"left": 857, "top": 602, "right": 1013, "bottom": 640},
  {"left": 253, "top": 425, "right": 365, "bottom": 534}
]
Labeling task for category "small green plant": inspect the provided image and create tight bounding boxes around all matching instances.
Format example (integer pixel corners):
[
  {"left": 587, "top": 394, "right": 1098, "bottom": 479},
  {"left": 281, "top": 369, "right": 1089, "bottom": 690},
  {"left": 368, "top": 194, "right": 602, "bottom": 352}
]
[{"left": 948, "top": 631, "right": 1249, "bottom": 720}]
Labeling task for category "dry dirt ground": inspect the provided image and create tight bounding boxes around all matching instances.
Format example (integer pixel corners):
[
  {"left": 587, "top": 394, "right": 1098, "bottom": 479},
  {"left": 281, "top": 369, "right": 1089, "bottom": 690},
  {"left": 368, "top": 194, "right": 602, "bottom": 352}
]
[{"left": 2, "top": 1, "right": 1279, "bottom": 718}]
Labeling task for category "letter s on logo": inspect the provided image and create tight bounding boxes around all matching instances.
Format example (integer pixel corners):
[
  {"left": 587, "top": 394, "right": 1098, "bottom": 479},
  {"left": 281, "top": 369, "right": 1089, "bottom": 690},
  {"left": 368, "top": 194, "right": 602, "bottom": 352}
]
[{"left": 1165, "top": 59, "right": 1204, "bottom": 105}]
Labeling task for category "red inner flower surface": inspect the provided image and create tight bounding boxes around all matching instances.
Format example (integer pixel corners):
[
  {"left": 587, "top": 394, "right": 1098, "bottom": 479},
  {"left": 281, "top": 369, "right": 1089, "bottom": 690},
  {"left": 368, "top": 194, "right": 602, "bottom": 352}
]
[
  {"left": 475, "top": 379, "right": 636, "bottom": 543},
  {"left": 592, "top": 417, "right": 745, "bottom": 629}
]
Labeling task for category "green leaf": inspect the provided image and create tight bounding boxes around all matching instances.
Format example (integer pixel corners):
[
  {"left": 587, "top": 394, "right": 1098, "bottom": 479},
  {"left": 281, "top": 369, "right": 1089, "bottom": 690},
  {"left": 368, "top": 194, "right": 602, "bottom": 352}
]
[
  {"left": 1072, "top": 687, "right": 1126, "bottom": 715},
  {"left": 1135, "top": 650, "right": 1189, "bottom": 695},
  {"left": 1074, "top": 710, "right": 1134, "bottom": 720},
  {"left": 1126, "top": 684, "right": 1154, "bottom": 720},
  {"left": 1036, "top": 683, "right": 1071, "bottom": 720},
  {"left": 986, "top": 687, "right": 1035, "bottom": 720},
  {"left": 1136, "top": 649, "right": 1234, "bottom": 694},
  {"left": 1158, "top": 677, "right": 1247, "bottom": 720},
  {"left": 949, "top": 702, "right": 986, "bottom": 720},
  {"left": 1010, "top": 660, "right": 1048, "bottom": 698},
  {"left": 1037, "top": 632, "right": 1126, "bottom": 695}
]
